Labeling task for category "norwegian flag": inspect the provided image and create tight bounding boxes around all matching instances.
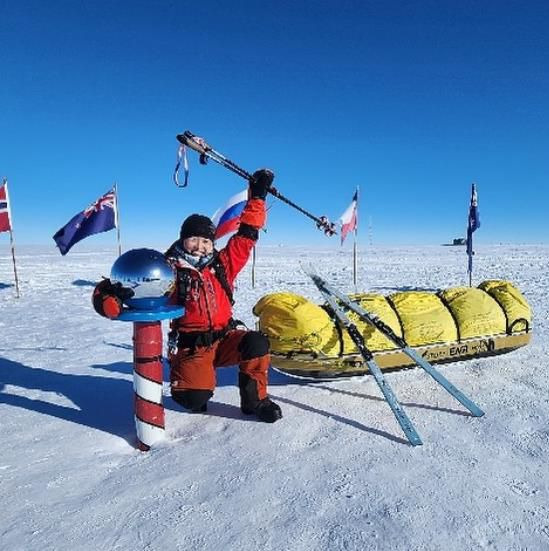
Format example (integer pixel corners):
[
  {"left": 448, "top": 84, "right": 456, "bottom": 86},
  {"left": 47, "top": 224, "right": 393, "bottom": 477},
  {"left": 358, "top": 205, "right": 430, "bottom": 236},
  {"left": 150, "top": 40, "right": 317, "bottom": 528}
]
[
  {"left": 0, "top": 180, "right": 13, "bottom": 233},
  {"left": 53, "top": 188, "right": 117, "bottom": 255},
  {"left": 339, "top": 189, "right": 359, "bottom": 245}
]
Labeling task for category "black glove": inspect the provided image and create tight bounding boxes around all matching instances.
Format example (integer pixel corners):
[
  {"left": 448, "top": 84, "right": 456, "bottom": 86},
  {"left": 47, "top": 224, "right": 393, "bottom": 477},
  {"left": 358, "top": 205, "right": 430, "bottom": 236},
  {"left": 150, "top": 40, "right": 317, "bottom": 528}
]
[
  {"left": 249, "top": 168, "right": 274, "bottom": 200},
  {"left": 92, "top": 278, "right": 134, "bottom": 318}
]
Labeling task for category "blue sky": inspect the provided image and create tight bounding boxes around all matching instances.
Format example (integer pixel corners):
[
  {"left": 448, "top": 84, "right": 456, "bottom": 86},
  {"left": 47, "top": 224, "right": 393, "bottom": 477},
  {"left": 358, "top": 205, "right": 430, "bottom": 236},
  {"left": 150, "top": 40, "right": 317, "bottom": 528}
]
[{"left": 1, "top": 0, "right": 548, "bottom": 249}]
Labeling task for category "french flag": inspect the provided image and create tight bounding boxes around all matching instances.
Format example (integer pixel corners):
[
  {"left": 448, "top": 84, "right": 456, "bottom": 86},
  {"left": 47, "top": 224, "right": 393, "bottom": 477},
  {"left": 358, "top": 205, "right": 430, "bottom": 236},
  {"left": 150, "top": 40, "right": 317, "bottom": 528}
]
[
  {"left": 339, "top": 189, "right": 358, "bottom": 245},
  {"left": 212, "top": 189, "right": 248, "bottom": 240}
]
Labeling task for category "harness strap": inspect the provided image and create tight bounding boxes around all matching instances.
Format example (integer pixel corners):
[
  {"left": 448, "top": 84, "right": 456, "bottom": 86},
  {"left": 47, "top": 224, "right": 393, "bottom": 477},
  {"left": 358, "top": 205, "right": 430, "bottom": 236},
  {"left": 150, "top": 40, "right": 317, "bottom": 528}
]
[
  {"left": 177, "top": 319, "right": 238, "bottom": 350},
  {"left": 210, "top": 253, "right": 234, "bottom": 305}
]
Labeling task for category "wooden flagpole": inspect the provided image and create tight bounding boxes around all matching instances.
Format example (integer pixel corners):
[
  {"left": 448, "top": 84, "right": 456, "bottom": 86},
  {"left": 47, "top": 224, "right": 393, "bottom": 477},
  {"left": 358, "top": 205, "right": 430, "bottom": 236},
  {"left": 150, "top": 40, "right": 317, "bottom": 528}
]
[{"left": 113, "top": 182, "right": 122, "bottom": 256}]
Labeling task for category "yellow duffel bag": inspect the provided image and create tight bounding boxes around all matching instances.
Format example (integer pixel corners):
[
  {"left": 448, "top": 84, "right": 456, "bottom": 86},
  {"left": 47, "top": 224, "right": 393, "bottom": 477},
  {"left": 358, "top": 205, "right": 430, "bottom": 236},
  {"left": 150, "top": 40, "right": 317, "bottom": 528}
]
[
  {"left": 439, "top": 287, "right": 506, "bottom": 339},
  {"left": 389, "top": 291, "right": 458, "bottom": 347},
  {"left": 254, "top": 280, "right": 532, "bottom": 358},
  {"left": 478, "top": 280, "right": 531, "bottom": 333},
  {"left": 253, "top": 292, "right": 339, "bottom": 355},
  {"left": 343, "top": 293, "right": 402, "bottom": 352}
]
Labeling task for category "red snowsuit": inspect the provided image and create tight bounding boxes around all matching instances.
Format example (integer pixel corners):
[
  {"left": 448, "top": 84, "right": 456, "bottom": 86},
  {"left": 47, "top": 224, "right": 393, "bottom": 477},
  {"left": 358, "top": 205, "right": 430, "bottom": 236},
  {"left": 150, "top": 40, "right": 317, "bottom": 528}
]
[{"left": 166, "top": 199, "right": 270, "bottom": 410}]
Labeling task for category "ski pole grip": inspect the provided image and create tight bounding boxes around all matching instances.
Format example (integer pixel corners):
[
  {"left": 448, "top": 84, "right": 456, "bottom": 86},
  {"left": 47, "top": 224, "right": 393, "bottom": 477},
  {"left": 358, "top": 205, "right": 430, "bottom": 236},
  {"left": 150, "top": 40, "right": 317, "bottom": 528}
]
[
  {"left": 176, "top": 131, "right": 210, "bottom": 155},
  {"left": 267, "top": 185, "right": 280, "bottom": 198}
]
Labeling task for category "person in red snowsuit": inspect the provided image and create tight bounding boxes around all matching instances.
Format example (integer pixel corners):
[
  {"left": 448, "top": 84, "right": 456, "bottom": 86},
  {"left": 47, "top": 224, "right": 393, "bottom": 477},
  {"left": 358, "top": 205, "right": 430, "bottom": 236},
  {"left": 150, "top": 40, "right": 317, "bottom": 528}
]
[{"left": 93, "top": 169, "right": 282, "bottom": 423}]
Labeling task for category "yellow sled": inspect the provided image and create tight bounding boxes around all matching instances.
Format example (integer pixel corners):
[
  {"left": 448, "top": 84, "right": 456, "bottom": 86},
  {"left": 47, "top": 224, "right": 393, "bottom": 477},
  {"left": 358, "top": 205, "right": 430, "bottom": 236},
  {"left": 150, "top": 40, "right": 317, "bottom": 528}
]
[{"left": 254, "top": 280, "right": 532, "bottom": 378}]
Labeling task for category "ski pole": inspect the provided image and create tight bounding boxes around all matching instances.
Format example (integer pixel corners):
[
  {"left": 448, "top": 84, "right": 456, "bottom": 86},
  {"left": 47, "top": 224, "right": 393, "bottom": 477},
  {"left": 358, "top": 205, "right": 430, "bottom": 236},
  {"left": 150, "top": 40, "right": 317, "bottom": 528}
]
[{"left": 175, "top": 131, "right": 337, "bottom": 236}]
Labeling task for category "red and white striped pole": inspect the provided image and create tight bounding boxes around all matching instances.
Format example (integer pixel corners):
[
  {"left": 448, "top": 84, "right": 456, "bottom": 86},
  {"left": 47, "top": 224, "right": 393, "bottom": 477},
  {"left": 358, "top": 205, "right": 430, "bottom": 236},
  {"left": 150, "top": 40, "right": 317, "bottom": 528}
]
[
  {"left": 133, "top": 321, "right": 165, "bottom": 451},
  {"left": 106, "top": 247, "right": 183, "bottom": 451}
]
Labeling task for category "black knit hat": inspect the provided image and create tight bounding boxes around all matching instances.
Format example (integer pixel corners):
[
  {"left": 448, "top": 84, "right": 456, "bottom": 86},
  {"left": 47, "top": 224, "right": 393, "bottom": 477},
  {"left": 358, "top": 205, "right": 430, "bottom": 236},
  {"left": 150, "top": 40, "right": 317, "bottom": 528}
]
[{"left": 179, "top": 214, "right": 216, "bottom": 241}]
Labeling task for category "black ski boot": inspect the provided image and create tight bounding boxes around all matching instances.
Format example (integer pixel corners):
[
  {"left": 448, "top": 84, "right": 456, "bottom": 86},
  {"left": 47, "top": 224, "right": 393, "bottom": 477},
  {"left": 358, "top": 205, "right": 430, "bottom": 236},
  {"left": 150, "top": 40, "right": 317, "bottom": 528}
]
[
  {"left": 253, "top": 397, "right": 282, "bottom": 423},
  {"left": 241, "top": 397, "right": 282, "bottom": 423},
  {"left": 239, "top": 373, "right": 283, "bottom": 423}
]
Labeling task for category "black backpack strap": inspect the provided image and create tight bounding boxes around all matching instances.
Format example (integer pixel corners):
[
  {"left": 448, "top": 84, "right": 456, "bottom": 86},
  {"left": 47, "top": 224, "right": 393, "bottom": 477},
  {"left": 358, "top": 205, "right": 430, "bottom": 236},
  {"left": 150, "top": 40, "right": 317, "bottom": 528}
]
[
  {"left": 210, "top": 252, "right": 235, "bottom": 305},
  {"left": 169, "top": 248, "right": 235, "bottom": 307}
]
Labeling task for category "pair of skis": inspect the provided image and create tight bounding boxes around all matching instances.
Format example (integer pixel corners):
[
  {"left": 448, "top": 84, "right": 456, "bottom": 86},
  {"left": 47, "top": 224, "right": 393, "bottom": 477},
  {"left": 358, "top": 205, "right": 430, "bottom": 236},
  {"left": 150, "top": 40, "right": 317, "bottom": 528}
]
[{"left": 305, "top": 269, "right": 484, "bottom": 446}]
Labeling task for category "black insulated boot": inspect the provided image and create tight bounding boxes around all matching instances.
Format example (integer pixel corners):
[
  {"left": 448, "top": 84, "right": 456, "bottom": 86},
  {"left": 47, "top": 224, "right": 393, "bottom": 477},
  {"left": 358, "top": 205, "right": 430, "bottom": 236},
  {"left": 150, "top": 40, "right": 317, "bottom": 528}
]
[
  {"left": 243, "top": 397, "right": 282, "bottom": 423},
  {"left": 239, "top": 373, "right": 282, "bottom": 423},
  {"left": 255, "top": 397, "right": 282, "bottom": 423}
]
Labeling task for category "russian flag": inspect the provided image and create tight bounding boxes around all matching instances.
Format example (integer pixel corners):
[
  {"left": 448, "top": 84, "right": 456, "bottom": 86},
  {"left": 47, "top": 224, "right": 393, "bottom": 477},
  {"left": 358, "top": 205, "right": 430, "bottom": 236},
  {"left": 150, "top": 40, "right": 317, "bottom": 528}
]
[
  {"left": 212, "top": 189, "right": 248, "bottom": 240},
  {"left": 339, "top": 189, "right": 358, "bottom": 244}
]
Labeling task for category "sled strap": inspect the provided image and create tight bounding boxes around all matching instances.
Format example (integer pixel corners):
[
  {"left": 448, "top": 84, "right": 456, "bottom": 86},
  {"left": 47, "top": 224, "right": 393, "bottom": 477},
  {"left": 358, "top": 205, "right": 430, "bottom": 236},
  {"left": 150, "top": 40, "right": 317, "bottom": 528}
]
[{"left": 508, "top": 317, "right": 529, "bottom": 334}]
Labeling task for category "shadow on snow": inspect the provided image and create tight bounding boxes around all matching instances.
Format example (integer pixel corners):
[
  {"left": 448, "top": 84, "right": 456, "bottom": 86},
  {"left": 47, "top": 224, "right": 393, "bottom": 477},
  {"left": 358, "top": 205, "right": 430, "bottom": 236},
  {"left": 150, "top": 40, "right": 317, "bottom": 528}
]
[
  {"left": 0, "top": 357, "right": 138, "bottom": 444},
  {"left": 0, "top": 356, "right": 462, "bottom": 446},
  {"left": 312, "top": 384, "right": 471, "bottom": 417},
  {"left": 0, "top": 359, "right": 291, "bottom": 441},
  {"left": 72, "top": 279, "right": 97, "bottom": 287},
  {"left": 269, "top": 394, "right": 409, "bottom": 445}
]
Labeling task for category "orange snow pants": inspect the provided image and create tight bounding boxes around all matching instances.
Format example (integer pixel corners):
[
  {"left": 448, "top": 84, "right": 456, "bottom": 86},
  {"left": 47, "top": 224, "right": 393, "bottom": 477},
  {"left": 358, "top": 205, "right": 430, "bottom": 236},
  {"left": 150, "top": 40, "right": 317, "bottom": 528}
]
[{"left": 170, "top": 329, "right": 270, "bottom": 404}]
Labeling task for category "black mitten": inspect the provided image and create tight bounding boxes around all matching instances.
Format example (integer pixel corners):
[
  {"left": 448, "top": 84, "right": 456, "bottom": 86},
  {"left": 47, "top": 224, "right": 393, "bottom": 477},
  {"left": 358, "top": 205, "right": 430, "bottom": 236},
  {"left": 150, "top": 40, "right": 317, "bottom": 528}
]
[
  {"left": 249, "top": 168, "right": 274, "bottom": 200},
  {"left": 92, "top": 279, "right": 134, "bottom": 318}
]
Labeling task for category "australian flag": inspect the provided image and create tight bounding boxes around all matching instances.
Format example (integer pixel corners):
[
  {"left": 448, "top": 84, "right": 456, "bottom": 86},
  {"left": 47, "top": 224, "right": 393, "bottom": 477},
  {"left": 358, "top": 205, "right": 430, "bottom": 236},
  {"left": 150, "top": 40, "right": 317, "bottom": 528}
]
[
  {"left": 53, "top": 189, "right": 117, "bottom": 255},
  {"left": 466, "top": 183, "right": 480, "bottom": 272}
]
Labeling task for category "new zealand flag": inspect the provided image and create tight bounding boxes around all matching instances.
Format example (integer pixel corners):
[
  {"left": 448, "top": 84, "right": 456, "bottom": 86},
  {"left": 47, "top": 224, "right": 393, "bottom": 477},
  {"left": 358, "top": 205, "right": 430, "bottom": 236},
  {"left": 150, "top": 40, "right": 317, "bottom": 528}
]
[{"left": 53, "top": 189, "right": 117, "bottom": 255}]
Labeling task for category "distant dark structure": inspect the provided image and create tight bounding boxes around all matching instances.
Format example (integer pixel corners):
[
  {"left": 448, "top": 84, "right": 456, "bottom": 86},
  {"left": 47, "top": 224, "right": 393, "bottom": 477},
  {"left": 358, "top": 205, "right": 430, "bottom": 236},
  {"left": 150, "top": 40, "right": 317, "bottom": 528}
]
[{"left": 442, "top": 237, "right": 466, "bottom": 246}]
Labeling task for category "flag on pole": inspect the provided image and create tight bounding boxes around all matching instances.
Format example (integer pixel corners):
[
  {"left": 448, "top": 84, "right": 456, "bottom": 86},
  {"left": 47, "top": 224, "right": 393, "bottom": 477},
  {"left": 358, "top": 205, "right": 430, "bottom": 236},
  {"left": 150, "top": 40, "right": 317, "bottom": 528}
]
[
  {"left": 339, "top": 189, "right": 359, "bottom": 245},
  {"left": 466, "top": 183, "right": 480, "bottom": 281},
  {"left": 53, "top": 188, "right": 117, "bottom": 255},
  {"left": 211, "top": 189, "right": 248, "bottom": 239},
  {"left": 0, "top": 180, "right": 13, "bottom": 233},
  {"left": 0, "top": 179, "right": 21, "bottom": 297}
]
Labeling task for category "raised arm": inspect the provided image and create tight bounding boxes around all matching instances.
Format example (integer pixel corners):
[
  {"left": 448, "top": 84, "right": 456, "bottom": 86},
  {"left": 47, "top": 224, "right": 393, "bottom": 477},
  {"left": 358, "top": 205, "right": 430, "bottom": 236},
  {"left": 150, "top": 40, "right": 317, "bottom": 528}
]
[{"left": 218, "top": 169, "right": 273, "bottom": 282}]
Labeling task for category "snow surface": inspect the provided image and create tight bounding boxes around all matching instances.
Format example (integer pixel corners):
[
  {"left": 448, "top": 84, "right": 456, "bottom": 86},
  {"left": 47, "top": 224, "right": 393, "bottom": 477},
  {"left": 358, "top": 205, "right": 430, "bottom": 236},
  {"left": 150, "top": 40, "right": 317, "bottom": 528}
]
[{"left": 1, "top": 244, "right": 548, "bottom": 551}]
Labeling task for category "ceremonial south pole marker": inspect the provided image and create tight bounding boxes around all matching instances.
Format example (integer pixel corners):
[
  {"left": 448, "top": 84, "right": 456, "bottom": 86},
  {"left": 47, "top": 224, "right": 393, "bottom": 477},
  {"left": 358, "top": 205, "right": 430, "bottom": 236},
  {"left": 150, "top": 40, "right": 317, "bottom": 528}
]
[{"left": 109, "top": 249, "right": 183, "bottom": 451}]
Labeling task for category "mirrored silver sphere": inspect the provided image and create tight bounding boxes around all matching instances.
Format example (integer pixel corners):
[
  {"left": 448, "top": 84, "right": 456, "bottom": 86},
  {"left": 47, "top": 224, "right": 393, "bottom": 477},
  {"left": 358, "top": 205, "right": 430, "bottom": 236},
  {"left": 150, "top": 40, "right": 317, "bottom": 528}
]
[{"left": 110, "top": 248, "right": 175, "bottom": 308}]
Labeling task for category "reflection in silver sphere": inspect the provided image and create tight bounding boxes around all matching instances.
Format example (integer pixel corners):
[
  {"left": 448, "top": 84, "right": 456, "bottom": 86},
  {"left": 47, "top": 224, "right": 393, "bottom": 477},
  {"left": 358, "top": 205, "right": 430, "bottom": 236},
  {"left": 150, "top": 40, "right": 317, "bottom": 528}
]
[{"left": 110, "top": 248, "right": 175, "bottom": 306}]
